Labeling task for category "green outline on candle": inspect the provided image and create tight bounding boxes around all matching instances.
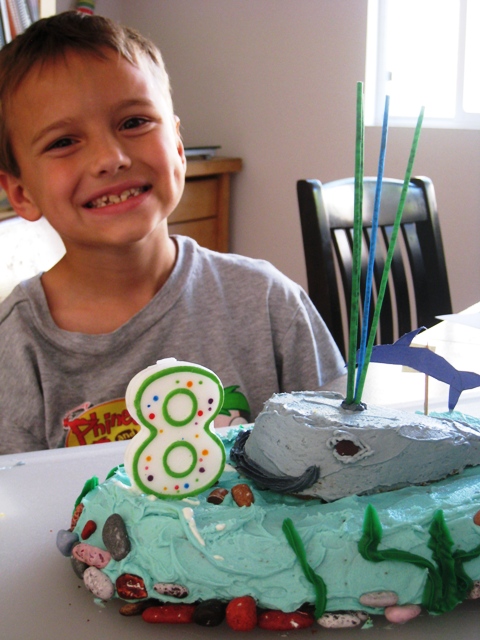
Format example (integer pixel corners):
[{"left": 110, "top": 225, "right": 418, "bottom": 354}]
[
  {"left": 163, "top": 440, "right": 198, "bottom": 478},
  {"left": 162, "top": 388, "right": 198, "bottom": 426},
  {"left": 131, "top": 364, "right": 226, "bottom": 500}
]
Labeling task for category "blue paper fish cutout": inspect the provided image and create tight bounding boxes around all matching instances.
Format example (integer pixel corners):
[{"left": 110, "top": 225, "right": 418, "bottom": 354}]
[{"left": 367, "top": 328, "right": 480, "bottom": 410}]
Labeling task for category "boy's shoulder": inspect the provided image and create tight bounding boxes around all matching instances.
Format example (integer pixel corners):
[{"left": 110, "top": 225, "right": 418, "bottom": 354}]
[
  {"left": 179, "top": 235, "right": 292, "bottom": 285},
  {"left": 0, "top": 274, "right": 42, "bottom": 326}
]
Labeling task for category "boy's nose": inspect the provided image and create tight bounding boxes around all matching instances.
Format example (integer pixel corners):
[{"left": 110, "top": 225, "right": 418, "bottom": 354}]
[{"left": 89, "top": 135, "right": 132, "bottom": 176}]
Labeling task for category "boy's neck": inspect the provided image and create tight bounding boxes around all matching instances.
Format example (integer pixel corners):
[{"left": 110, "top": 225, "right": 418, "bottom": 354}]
[{"left": 41, "top": 234, "right": 177, "bottom": 334}]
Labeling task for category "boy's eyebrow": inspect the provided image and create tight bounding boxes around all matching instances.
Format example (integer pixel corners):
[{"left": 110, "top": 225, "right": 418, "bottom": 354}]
[{"left": 31, "top": 98, "right": 160, "bottom": 146}]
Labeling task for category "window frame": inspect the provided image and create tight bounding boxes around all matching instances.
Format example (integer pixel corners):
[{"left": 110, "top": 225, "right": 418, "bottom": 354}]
[{"left": 365, "top": 0, "right": 480, "bottom": 130}]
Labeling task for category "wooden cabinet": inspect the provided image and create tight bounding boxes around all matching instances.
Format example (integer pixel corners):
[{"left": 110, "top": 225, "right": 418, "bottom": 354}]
[{"left": 169, "top": 157, "right": 242, "bottom": 252}]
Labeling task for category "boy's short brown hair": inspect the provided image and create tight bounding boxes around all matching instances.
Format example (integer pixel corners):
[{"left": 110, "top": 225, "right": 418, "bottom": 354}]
[{"left": 0, "top": 11, "right": 173, "bottom": 177}]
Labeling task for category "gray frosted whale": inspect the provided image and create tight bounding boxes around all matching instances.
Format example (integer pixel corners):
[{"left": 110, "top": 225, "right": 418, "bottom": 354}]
[{"left": 231, "top": 391, "right": 480, "bottom": 502}]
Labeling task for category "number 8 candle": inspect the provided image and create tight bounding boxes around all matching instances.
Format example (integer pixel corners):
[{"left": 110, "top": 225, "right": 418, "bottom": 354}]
[{"left": 124, "top": 358, "right": 225, "bottom": 499}]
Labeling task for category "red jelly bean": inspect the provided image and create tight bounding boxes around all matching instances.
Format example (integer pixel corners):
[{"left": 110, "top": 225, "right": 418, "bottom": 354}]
[
  {"left": 81, "top": 520, "right": 97, "bottom": 540},
  {"left": 142, "top": 604, "right": 196, "bottom": 624},
  {"left": 258, "top": 610, "right": 315, "bottom": 631},
  {"left": 225, "top": 596, "right": 257, "bottom": 631}
]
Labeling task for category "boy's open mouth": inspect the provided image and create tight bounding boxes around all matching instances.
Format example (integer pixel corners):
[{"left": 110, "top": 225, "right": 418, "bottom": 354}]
[{"left": 85, "top": 185, "right": 149, "bottom": 209}]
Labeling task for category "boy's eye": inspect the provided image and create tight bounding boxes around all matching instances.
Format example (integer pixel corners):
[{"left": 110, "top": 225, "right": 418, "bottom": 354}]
[
  {"left": 121, "top": 117, "right": 149, "bottom": 130},
  {"left": 47, "top": 137, "right": 75, "bottom": 150}
]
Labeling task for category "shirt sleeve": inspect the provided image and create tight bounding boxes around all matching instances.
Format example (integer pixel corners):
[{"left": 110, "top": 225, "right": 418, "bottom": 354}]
[{"left": 268, "top": 276, "right": 345, "bottom": 393}]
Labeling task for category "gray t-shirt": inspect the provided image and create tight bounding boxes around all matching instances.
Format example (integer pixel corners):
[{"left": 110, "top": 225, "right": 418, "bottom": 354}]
[{"left": 0, "top": 236, "right": 344, "bottom": 454}]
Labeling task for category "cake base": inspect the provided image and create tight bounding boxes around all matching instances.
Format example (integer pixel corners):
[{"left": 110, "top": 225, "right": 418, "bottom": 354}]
[{"left": 58, "top": 425, "right": 480, "bottom": 629}]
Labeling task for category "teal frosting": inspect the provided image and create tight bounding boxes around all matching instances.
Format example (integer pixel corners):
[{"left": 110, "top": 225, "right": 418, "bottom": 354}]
[{"left": 71, "top": 427, "right": 480, "bottom": 614}]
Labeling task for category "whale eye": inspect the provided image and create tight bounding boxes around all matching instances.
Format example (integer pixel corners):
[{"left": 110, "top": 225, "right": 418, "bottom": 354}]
[
  {"left": 334, "top": 439, "right": 361, "bottom": 457},
  {"left": 327, "top": 431, "right": 373, "bottom": 464}
]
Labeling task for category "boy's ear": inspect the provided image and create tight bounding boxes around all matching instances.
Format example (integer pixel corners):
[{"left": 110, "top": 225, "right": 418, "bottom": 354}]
[
  {"left": 174, "top": 115, "right": 186, "bottom": 168},
  {"left": 0, "top": 172, "right": 42, "bottom": 221}
]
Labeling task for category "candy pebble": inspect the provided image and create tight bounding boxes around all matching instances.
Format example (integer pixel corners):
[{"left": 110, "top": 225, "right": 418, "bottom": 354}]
[
  {"left": 384, "top": 604, "right": 421, "bottom": 624},
  {"left": 116, "top": 573, "right": 148, "bottom": 599},
  {"left": 231, "top": 483, "right": 255, "bottom": 507},
  {"left": 56, "top": 529, "right": 79, "bottom": 556},
  {"left": 72, "top": 543, "right": 111, "bottom": 568},
  {"left": 359, "top": 590, "right": 398, "bottom": 608},
  {"left": 153, "top": 583, "right": 189, "bottom": 599},
  {"left": 81, "top": 520, "right": 97, "bottom": 540},
  {"left": 225, "top": 596, "right": 257, "bottom": 631},
  {"left": 192, "top": 599, "right": 227, "bottom": 627},
  {"left": 70, "top": 554, "right": 88, "bottom": 579},
  {"left": 102, "top": 513, "right": 131, "bottom": 560},
  {"left": 83, "top": 566, "right": 114, "bottom": 600},
  {"left": 142, "top": 604, "right": 196, "bottom": 624},
  {"left": 318, "top": 611, "right": 368, "bottom": 629},
  {"left": 258, "top": 610, "right": 314, "bottom": 630}
]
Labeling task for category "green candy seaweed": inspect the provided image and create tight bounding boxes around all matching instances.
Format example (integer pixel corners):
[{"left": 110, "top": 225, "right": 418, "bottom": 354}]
[
  {"left": 359, "top": 504, "right": 480, "bottom": 613},
  {"left": 282, "top": 517, "right": 327, "bottom": 618},
  {"left": 73, "top": 475, "right": 99, "bottom": 511}
]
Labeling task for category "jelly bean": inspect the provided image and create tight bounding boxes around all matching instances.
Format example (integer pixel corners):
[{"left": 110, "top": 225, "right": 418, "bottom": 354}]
[
  {"left": 142, "top": 604, "right": 196, "bottom": 624},
  {"left": 231, "top": 483, "right": 254, "bottom": 507},
  {"left": 225, "top": 596, "right": 257, "bottom": 631},
  {"left": 72, "top": 542, "right": 111, "bottom": 568},
  {"left": 359, "top": 590, "right": 398, "bottom": 608},
  {"left": 207, "top": 488, "right": 229, "bottom": 504},
  {"left": 384, "top": 604, "right": 421, "bottom": 624},
  {"left": 193, "top": 599, "right": 226, "bottom": 627},
  {"left": 119, "top": 599, "right": 158, "bottom": 616},
  {"left": 153, "top": 583, "right": 189, "bottom": 599},
  {"left": 116, "top": 573, "right": 148, "bottom": 599},
  {"left": 81, "top": 520, "right": 97, "bottom": 540},
  {"left": 83, "top": 567, "right": 114, "bottom": 600},
  {"left": 318, "top": 611, "right": 368, "bottom": 628},
  {"left": 258, "top": 610, "right": 314, "bottom": 630}
]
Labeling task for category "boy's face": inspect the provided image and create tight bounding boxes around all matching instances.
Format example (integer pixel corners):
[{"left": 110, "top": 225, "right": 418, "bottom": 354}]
[{"left": 0, "top": 48, "right": 186, "bottom": 250}]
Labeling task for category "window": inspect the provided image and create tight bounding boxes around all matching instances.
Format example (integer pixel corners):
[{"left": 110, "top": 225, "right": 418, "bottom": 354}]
[{"left": 365, "top": 0, "right": 480, "bottom": 129}]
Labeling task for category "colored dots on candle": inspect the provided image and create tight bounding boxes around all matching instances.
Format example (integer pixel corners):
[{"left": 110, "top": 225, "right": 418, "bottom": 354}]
[
  {"left": 199, "top": 467, "right": 205, "bottom": 473},
  {"left": 146, "top": 456, "right": 152, "bottom": 461},
  {"left": 198, "top": 410, "right": 203, "bottom": 417},
  {"left": 147, "top": 475, "right": 154, "bottom": 482},
  {"left": 202, "top": 449, "right": 209, "bottom": 456},
  {"left": 187, "top": 381, "right": 193, "bottom": 388},
  {"left": 149, "top": 413, "right": 155, "bottom": 420}
]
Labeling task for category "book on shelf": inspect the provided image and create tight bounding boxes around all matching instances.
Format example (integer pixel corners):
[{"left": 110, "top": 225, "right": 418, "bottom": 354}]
[
  {"left": 0, "top": 0, "right": 11, "bottom": 44},
  {"left": 184, "top": 146, "right": 221, "bottom": 160},
  {"left": 6, "top": 0, "right": 34, "bottom": 39},
  {"left": 0, "top": 0, "right": 35, "bottom": 45}
]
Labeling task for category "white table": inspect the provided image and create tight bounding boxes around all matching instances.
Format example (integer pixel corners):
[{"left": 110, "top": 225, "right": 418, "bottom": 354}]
[
  {"left": 329, "top": 302, "right": 480, "bottom": 418},
  {"left": 2, "top": 308, "right": 480, "bottom": 639}
]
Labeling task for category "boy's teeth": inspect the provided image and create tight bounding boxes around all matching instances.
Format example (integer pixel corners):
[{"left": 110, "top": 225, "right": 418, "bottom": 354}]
[{"left": 87, "top": 186, "right": 146, "bottom": 208}]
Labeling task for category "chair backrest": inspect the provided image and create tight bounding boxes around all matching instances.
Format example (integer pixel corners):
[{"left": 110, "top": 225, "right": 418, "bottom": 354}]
[
  {"left": 297, "top": 176, "right": 452, "bottom": 359},
  {"left": 0, "top": 215, "right": 65, "bottom": 302}
]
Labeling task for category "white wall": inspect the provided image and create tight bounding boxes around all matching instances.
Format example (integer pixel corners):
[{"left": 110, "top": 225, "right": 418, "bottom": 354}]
[{"left": 63, "top": 0, "right": 480, "bottom": 313}]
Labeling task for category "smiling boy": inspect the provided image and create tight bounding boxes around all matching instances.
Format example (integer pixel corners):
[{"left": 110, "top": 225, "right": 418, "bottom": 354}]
[{"left": 0, "top": 12, "right": 344, "bottom": 454}]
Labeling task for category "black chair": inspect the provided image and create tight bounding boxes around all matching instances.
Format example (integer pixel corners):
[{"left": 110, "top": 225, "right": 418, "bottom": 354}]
[{"left": 297, "top": 176, "right": 452, "bottom": 360}]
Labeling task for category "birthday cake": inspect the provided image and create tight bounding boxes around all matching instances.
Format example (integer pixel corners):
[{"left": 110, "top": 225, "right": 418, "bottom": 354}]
[{"left": 57, "top": 358, "right": 480, "bottom": 631}]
